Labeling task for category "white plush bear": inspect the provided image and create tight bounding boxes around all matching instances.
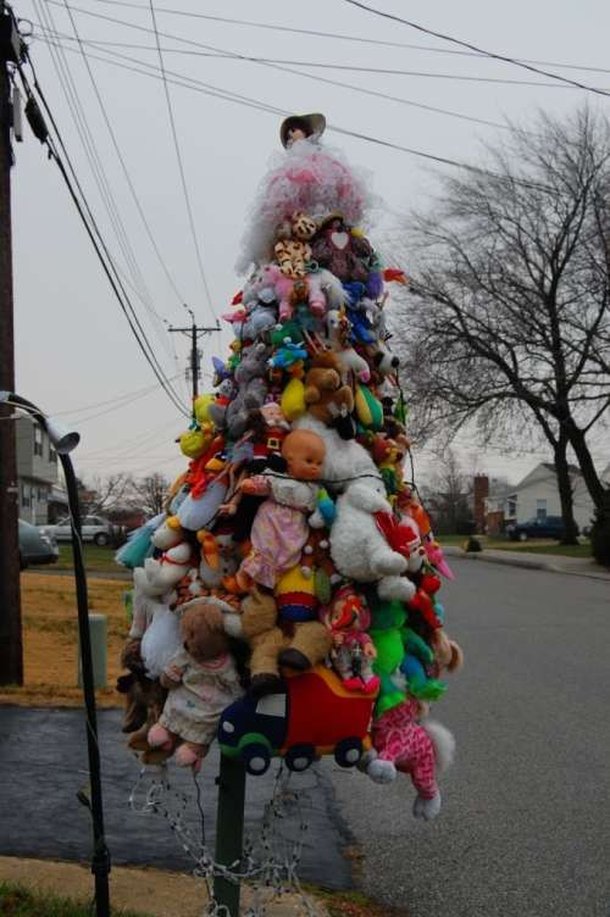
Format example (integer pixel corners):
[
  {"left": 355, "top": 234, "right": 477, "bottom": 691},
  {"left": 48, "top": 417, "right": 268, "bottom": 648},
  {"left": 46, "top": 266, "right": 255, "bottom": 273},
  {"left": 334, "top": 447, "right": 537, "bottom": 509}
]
[
  {"left": 138, "top": 541, "right": 193, "bottom": 593},
  {"left": 329, "top": 477, "right": 416, "bottom": 602}
]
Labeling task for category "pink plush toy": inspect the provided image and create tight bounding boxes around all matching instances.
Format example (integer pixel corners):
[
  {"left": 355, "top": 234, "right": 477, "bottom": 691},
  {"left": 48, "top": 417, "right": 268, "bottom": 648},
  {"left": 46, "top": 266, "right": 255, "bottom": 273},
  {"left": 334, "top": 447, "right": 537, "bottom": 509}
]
[
  {"left": 236, "top": 429, "right": 326, "bottom": 591},
  {"left": 364, "top": 698, "right": 455, "bottom": 821}
]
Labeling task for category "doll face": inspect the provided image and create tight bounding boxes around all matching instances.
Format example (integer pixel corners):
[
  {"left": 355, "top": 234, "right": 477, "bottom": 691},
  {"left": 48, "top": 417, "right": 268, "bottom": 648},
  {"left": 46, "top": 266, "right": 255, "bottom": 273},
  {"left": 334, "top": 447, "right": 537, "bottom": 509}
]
[
  {"left": 287, "top": 126, "right": 307, "bottom": 145},
  {"left": 281, "top": 429, "right": 325, "bottom": 481}
]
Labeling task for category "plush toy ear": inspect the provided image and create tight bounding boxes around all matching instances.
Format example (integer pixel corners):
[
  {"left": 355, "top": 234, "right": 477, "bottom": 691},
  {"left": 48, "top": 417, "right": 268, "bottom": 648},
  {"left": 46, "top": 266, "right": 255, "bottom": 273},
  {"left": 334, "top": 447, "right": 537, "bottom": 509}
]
[{"left": 304, "top": 385, "right": 321, "bottom": 405}]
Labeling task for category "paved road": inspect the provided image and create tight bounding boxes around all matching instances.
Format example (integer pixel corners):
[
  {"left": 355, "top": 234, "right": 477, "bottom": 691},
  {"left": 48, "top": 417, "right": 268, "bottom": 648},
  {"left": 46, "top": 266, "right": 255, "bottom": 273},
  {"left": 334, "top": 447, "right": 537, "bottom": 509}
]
[
  {"left": 0, "top": 707, "right": 352, "bottom": 890},
  {"left": 330, "top": 557, "right": 610, "bottom": 917},
  {"left": 3, "top": 558, "right": 609, "bottom": 915}
]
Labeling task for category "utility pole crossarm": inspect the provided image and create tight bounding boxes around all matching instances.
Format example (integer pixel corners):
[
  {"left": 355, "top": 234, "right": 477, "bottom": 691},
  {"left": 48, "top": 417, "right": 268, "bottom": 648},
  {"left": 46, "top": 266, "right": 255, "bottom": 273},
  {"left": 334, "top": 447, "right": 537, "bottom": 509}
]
[{"left": 168, "top": 317, "right": 220, "bottom": 402}]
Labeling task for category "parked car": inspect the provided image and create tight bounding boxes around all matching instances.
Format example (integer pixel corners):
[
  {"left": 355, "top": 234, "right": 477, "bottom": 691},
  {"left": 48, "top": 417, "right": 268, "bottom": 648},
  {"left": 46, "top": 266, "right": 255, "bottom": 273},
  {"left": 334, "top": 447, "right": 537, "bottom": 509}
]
[
  {"left": 506, "top": 515, "right": 573, "bottom": 541},
  {"left": 19, "top": 519, "right": 59, "bottom": 569},
  {"left": 40, "top": 514, "right": 124, "bottom": 546}
]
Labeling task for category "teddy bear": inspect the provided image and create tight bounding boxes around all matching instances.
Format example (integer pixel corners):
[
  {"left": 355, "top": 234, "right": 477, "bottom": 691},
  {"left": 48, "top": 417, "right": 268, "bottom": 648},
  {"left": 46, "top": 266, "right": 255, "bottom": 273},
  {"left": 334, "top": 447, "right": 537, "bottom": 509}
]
[
  {"left": 310, "top": 216, "right": 374, "bottom": 283},
  {"left": 363, "top": 697, "right": 455, "bottom": 821},
  {"left": 329, "top": 477, "right": 417, "bottom": 602},
  {"left": 303, "top": 350, "right": 355, "bottom": 440},
  {"left": 146, "top": 599, "right": 243, "bottom": 769},
  {"left": 225, "top": 342, "right": 269, "bottom": 439},
  {"left": 224, "top": 586, "right": 332, "bottom": 697}
]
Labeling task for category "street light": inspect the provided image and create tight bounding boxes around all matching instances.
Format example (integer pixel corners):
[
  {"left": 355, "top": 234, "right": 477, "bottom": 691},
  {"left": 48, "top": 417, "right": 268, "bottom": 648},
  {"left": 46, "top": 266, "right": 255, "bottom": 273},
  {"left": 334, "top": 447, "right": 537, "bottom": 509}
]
[{"left": 0, "top": 391, "right": 111, "bottom": 917}]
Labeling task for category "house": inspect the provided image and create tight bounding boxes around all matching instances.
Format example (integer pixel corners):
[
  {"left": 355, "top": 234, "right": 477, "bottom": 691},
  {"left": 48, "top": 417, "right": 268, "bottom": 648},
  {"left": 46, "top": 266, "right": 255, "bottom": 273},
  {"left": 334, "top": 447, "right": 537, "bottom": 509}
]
[
  {"left": 15, "top": 415, "right": 68, "bottom": 524},
  {"left": 485, "top": 462, "right": 610, "bottom": 534}
]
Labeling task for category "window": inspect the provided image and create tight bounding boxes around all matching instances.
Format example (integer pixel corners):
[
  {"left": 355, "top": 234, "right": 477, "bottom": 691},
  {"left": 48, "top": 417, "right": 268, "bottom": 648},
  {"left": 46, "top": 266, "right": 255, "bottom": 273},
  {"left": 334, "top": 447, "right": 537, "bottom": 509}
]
[
  {"left": 536, "top": 499, "right": 547, "bottom": 521},
  {"left": 21, "top": 483, "right": 31, "bottom": 508},
  {"left": 37, "top": 488, "right": 47, "bottom": 502},
  {"left": 507, "top": 497, "right": 517, "bottom": 518},
  {"left": 49, "top": 446, "right": 57, "bottom": 464},
  {"left": 34, "top": 425, "right": 43, "bottom": 457}
]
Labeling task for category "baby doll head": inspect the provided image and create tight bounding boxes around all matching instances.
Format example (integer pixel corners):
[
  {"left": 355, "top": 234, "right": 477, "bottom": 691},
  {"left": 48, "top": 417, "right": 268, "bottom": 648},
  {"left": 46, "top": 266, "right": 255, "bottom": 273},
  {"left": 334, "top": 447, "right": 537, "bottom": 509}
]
[
  {"left": 281, "top": 429, "right": 325, "bottom": 481},
  {"left": 180, "top": 601, "right": 231, "bottom": 662}
]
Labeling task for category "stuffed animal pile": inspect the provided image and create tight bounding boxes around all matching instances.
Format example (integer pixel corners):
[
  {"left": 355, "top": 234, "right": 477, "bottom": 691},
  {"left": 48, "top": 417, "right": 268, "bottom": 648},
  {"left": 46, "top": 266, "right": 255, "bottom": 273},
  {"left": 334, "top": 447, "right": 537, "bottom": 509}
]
[{"left": 116, "top": 113, "right": 463, "bottom": 819}]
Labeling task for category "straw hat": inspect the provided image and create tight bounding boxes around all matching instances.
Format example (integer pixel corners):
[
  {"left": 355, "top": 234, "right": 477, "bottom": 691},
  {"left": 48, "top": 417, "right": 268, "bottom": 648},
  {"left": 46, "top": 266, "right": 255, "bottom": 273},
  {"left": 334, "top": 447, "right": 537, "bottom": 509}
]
[{"left": 280, "top": 112, "right": 326, "bottom": 148}]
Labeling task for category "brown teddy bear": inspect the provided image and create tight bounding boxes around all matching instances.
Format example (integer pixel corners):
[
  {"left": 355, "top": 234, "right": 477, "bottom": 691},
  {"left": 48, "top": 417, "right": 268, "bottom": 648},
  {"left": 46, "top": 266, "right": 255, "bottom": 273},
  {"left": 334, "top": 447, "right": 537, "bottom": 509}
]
[
  {"left": 226, "top": 586, "right": 332, "bottom": 698},
  {"left": 304, "top": 351, "right": 355, "bottom": 439},
  {"left": 145, "top": 600, "right": 243, "bottom": 769}
]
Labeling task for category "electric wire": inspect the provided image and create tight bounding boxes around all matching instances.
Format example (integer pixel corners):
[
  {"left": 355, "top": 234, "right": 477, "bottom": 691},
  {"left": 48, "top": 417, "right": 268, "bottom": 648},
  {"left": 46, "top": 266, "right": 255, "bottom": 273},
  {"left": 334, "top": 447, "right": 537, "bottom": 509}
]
[
  {"left": 71, "top": 0, "right": 610, "bottom": 79},
  {"left": 14, "top": 46, "right": 189, "bottom": 416},
  {"left": 40, "top": 30, "right": 510, "bottom": 132},
  {"left": 148, "top": 0, "right": 215, "bottom": 320},
  {"left": 30, "top": 27, "right": 607, "bottom": 90},
  {"left": 35, "top": 0, "right": 154, "bottom": 312},
  {"left": 37, "top": 36, "right": 551, "bottom": 190},
  {"left": 60, "top": 0, "right": 189, "bottom": 317},
  {"left": 341, "top": 0, "right": 610, "bottom": 98}
]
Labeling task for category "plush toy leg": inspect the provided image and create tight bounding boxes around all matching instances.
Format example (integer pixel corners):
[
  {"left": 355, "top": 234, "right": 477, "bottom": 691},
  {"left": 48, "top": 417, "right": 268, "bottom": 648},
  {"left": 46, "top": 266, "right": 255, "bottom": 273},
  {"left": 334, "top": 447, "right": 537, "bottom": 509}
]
[
  {"left": 412, "top": 791, "right": 442, "bottom": 821},
  {"left": 377, "top": 575, "right": 416, "bottom": 602},
  {"left": 369, "top": 546, "right": 407, "bottom": 576},
  {"left": 249, "top": 627, "right": 285, "bottom": 695},
  {"left": 280, "top": 621, "right": 332, "bottom": 671},
  {"left": 174, "top": 742, "right": 208, "bottom": 771},
  {"left": 366, "top": 757, "right": 397, "bottom": 784},
  {"left": 147, "top": 722, "right": 174, "bottom": 751}
]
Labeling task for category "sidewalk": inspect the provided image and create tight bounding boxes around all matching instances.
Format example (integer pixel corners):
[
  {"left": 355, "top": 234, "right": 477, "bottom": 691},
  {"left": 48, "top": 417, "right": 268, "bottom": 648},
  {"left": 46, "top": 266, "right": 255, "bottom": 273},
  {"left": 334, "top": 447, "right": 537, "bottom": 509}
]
[
  {"left": 444, "top": 544, "right": 610, "bottom": 581},
  {"left": 0, "top": 855, "right": 328, "bottom": 916}
]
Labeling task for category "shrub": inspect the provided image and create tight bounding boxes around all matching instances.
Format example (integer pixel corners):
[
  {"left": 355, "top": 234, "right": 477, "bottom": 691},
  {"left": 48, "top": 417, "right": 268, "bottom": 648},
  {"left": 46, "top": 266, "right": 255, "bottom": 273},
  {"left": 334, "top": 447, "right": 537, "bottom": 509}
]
[{"left": 590, "top": 489, "right": 610, "bottom": 567}]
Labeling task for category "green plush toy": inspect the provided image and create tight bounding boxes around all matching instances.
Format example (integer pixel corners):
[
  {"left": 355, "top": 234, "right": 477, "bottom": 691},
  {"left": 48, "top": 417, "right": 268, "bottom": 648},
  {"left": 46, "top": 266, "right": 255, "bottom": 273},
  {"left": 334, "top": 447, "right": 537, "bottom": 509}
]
[{"left": 368, "top": 596, "right": 408, "bottom": 717}]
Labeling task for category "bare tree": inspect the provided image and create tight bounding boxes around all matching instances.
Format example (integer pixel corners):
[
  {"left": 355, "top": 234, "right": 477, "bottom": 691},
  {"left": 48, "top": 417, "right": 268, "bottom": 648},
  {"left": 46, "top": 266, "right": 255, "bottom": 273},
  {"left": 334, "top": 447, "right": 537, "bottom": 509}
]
[
  {"left": 79, "top": 473, "right": 135, "bottom": 516},
  {"left": 129, "top": 473, "right": 170, "bottom": 517},
  {"left": 422, "top": 449, "right": 474, "bottom": 535},
  {"left": 393, "top": 108, "right": 610, "bottom": 544}
]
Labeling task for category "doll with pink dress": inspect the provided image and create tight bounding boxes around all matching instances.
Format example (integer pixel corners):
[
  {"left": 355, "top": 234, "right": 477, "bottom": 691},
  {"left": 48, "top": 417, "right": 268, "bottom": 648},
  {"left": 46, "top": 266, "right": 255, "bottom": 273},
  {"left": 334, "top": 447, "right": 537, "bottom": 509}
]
[{"left": 236, "top": 429, "right": 327, "bottom": 591}]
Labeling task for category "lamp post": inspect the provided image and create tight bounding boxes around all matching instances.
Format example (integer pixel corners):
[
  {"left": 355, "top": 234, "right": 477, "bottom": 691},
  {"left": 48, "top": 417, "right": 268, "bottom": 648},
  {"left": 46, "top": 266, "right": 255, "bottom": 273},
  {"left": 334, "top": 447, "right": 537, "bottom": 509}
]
[{"left": 1, "top": 391, "right": 111, "bottom": 917}]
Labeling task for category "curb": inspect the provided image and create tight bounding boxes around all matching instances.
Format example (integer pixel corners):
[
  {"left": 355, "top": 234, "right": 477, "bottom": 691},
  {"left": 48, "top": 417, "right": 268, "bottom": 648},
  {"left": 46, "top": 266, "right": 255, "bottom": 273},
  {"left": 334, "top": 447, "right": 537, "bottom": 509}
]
[{"left": 443, "top": 545, "right": 610, "bottom": 582}]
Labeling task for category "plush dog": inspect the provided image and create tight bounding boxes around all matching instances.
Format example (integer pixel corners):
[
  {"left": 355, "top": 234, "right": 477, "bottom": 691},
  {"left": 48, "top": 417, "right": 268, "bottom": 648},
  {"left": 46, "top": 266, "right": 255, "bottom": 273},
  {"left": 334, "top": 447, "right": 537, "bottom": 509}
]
[{"left": 364, "top": 697, "right": 455, "bottom": 821}]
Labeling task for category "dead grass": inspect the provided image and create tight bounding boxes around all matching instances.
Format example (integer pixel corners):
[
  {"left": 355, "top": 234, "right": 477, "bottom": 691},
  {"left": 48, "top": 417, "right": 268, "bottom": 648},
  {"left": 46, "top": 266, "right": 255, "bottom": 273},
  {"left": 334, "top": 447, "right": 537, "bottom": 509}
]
[{"left": 0, "top": 573, "right": 129, "bottom": 708}]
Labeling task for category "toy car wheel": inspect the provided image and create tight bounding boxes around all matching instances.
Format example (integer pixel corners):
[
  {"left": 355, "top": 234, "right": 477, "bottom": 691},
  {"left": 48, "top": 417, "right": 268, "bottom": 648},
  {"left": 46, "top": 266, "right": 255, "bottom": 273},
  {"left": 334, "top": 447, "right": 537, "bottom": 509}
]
[
  {"left": 334, "top": 737, "right": 363, "bottom": 768},
  {"left": 285, "top": 744, "right": 316, "bottom": 773},
  {"left": 242, "top": 743, "right": 271, "bottom": 776}
]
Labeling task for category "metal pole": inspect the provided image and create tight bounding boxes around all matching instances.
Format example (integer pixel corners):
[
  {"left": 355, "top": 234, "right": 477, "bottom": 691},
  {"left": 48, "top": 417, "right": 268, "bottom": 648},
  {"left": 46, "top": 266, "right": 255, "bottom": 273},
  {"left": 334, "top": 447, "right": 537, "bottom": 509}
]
[
  {"left": 191, "top": 319, "right": 199, "bottom": 400},
  {"left": 0, "top": 4, "right": 23, "bottom": 686},
  {"left": 60, "top": 453, "right": 111, "bottom": 917},
  {"left": 213, "top": 754, "right": 246, "bottom": 916}
]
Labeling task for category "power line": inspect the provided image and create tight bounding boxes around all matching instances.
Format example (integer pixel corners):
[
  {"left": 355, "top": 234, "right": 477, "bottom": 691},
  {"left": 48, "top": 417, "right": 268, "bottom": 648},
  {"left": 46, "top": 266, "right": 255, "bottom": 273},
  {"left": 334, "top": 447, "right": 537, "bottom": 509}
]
[
  {"left": 341, "top": 0, "right": 610, "bottom": 99},
  {"left": 148, "top": 0, "right": 214, "bottom": 320},
  {"left": 60, "top": 1, "right": 188, "bottom": 315},
  {"left": 30, "top": 28, "right": 610, "bottom": 90},
  {"left": 67, "top": 0, "right": 610, "bottom": 79},
  {"left": 39, "top": 31, "right": 511, "bottom": 132},
  {"left": 58, "top": 1, "right": 186, "bottom": 362},
  {"left": 15, "top": 39, "right": 189, "bottom": 415},
  {"left": 37, "top": 36, "right": 550, "bottom": 191},
  {"left": 35, "top": 0, "right": 154, "bottom": 310}
]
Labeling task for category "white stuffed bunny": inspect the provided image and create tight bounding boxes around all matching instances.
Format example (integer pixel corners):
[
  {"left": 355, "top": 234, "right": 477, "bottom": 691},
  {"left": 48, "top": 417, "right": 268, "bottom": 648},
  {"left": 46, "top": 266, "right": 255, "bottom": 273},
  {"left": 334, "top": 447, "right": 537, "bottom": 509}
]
[{"left": 329, "top": 477, "right": 416, "bottom": 601}]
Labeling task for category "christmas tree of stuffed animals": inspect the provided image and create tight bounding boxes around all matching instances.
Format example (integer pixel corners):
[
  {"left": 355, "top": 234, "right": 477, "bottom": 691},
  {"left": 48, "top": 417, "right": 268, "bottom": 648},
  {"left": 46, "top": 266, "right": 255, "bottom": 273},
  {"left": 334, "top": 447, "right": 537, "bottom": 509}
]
[{"left": 117, "top": 112, "right": 464, "bottom": 821}]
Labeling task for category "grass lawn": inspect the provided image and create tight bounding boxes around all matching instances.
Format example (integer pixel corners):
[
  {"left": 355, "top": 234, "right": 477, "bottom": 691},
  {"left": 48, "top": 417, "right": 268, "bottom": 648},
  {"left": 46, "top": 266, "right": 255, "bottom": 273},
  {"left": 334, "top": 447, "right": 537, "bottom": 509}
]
[
  {"left": 54, "top": 544, "right": 126, "bottom": 574},
  {"left": 0, "top": 882, "right": 150, "bottom": 917},
  {"left": 0, "top": 573, "right": 129, "bottom": 708}
]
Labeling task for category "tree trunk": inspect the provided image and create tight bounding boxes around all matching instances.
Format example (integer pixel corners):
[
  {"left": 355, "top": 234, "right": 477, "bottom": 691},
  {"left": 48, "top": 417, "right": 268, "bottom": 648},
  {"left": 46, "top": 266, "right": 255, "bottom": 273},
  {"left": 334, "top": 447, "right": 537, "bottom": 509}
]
[
  {"left": 564, "top": 422, "right": 606, "bottom": 511},
  {"left": 553, "top": 435, "right": 579, "bottom": 545}
]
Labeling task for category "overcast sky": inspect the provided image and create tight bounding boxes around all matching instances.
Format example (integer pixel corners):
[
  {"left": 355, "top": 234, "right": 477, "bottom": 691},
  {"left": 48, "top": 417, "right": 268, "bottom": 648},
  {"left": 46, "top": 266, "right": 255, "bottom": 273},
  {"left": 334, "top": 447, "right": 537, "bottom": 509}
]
[{"left": 10, "top": 0, "right": 610, "bottom": 490}]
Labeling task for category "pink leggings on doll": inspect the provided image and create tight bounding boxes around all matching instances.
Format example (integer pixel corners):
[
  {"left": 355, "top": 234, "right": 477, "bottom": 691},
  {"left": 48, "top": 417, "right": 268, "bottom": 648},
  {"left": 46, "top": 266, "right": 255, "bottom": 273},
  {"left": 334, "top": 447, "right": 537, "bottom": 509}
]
[{"left": 372, "top": 699, "right": 438, "bottom": 800}]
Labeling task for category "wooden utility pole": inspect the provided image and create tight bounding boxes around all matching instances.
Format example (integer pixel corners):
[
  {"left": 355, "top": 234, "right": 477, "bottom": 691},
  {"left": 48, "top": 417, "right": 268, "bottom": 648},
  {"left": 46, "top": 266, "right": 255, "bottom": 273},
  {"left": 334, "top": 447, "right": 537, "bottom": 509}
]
[
  {"left": 168, "top": 307, "right": 219, "bottom": 402},
  {"left": 0, "top": 3, "right": 23, "bottom": 685}
]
